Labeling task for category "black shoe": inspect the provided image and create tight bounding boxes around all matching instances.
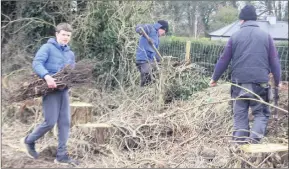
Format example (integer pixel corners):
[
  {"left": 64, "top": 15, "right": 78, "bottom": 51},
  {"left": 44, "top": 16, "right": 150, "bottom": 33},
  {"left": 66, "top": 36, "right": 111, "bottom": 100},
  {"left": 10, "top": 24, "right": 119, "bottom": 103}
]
[
  {"left": 20, "top": 137, "right": 39, "bottom": 159},
  {"left": 54, "top": 153, "right": 79, "bottom": 166}
]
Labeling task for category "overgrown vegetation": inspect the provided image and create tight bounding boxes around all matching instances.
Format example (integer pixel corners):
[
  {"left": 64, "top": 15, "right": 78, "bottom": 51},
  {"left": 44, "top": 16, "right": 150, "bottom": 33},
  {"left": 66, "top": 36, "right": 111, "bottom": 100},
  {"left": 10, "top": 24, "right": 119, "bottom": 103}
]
[
  {"left": 209, "top": 6, "right": 239, "bottom": 32},
  {"left": 159, "top": 36, "right": 289, "bottom": 81},
  {"left": 1, "top": 1, "right": 288, "bottom": 168}
]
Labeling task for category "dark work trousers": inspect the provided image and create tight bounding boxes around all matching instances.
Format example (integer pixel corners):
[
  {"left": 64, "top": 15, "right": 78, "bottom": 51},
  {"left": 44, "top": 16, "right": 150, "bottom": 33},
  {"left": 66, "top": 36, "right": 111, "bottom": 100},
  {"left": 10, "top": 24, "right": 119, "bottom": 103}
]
[
  {"left": 231, "top": 83, "right": 270, "bottom": 144},
  {"left": 25, "top": 89, "right": 71, "bottom": 156},
  {"left": 136, "top": 61, "right": 157, "bottom": 87}
]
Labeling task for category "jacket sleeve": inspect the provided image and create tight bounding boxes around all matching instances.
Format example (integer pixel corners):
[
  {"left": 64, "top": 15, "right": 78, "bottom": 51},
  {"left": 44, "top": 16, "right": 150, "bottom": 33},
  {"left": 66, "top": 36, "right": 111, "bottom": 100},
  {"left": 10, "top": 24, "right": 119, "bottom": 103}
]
[
  {"left": 135, "top": 24, "right": 152, "bottom": 35},
  {"left": 268, "top": 35, "right": 281, "bottom": 86},
  {"left": 32, "top": 44, "right": 50, "bottom": 78},
  {"left": 212, "top": 38, "right": 233, "bottom": 81}
]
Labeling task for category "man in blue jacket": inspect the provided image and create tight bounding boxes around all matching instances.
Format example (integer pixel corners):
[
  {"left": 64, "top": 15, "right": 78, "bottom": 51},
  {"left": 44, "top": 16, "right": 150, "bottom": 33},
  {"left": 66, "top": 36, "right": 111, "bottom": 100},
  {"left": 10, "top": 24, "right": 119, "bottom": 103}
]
[
  {"left": 209, "top": 5, "right": 281, "bottom": 144},
  {"left": 135, "top": 20, "right": 168, "bottom": 86},
  {"left": 21, "top": 23, "right": 78, "bottom": 165}
]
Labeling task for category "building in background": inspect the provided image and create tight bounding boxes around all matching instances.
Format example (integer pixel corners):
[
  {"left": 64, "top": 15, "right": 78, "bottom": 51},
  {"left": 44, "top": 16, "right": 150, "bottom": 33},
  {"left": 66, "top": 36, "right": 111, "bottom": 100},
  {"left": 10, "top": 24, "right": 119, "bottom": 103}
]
[{"left": 209, "top": 16, "right": 288, "bottom": 42}]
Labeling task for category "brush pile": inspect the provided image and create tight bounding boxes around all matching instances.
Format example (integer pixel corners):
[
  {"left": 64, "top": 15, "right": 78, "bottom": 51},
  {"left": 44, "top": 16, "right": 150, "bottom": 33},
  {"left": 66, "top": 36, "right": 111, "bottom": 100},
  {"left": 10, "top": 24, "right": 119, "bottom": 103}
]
[
  {"left": 65, "top": 83, "right": 288, "bottom": 168},
  {"left": 1, "top": 56, "right": 288, "bottom": 168}
]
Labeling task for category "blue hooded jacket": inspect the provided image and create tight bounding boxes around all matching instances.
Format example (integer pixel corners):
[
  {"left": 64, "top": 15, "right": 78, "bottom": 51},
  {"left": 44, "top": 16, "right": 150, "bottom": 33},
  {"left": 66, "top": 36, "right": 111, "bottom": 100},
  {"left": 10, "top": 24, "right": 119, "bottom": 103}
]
[
  {"left": 135, "top": 23, "right": 162, "bottom": 63},
  {"left": 32, "top": 38, "right": 76, "bottom": 78}
]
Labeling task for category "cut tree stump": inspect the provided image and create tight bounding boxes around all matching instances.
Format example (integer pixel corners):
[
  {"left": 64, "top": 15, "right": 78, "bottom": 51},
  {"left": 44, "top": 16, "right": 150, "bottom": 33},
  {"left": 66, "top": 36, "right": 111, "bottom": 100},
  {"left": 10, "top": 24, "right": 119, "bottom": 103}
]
[
  {"left": 70, "top": 102, "right": 94, "bottom": 126},
  {"left": 240, "top": 143, "right": 288, "bottom": 153},
  {"left": 238, "top": 143, "right": 289, "bottom": 168},
  {"left": 76, "top": 123, "right": 113, "bottom": 145},
  {"left": 53, "top": 101, "right": 94, "bottom": 137}
]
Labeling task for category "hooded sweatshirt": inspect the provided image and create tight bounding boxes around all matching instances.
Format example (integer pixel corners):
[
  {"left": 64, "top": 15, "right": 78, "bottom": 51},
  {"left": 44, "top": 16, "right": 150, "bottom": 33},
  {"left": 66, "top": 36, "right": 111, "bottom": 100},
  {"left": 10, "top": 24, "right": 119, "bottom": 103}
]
[{"left": 32, "top": 38, "right": 75, "bottom": 78}]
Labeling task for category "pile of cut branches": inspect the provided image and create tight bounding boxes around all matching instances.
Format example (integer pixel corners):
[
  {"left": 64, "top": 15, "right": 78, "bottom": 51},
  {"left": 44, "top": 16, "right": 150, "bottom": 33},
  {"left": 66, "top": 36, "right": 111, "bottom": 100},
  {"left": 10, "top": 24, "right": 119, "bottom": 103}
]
[{"left": 9, "top": 60, "right": 95, "bottom": 102}]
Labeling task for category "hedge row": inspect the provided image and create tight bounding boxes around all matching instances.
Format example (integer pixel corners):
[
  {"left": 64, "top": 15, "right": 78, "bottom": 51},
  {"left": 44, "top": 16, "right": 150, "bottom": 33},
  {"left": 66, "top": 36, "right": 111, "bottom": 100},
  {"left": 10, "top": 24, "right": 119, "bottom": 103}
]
[{"left": 159, "top": 37, "right": 288, "bottom": 81}]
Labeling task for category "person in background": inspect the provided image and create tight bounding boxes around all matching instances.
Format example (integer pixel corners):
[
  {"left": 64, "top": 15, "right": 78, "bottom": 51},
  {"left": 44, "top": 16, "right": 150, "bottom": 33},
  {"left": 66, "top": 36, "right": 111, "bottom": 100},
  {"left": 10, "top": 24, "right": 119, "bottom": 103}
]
[
  {"left": 21, "top": 23, "right": 79, "bottom": 165},
  {"left": 209, "top": 5, "right": 281, "bottom": 144},
  {"left": 135, "top": 20, "right": 169, "bottom": 86}
]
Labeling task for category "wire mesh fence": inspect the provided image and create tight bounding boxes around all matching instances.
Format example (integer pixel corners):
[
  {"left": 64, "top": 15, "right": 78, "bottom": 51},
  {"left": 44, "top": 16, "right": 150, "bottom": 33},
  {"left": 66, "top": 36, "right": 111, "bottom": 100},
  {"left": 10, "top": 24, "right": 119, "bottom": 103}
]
[{"left": 159, "top": 41, "right": 288, "bottom": 81}]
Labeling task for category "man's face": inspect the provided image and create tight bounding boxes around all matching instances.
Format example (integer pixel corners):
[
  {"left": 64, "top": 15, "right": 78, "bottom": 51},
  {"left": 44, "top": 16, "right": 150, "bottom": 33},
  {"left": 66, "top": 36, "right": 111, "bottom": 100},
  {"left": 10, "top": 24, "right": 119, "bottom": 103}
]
[
  {"left": 158, "top": 29, "right": 166, "bottom": 37},
  {"left": 56, "top": 30, "right": 72, "bottom": 45}
]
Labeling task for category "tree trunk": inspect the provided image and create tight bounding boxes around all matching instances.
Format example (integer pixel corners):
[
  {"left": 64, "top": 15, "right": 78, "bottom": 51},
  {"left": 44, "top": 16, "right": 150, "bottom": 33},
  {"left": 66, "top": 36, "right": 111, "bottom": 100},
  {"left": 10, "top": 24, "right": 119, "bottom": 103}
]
[
  {"left": 231, "top": 1, "right": 238, "bottom": 8},
  {"left": 278, "top": 1, "right": 282, "bottom": 21},
  {"left": 284, "top": 2, "right": 288, "bottom": 21},
  {"left": 76, "top": 123, "right": 113, "bottom": 145},
  {"left": 191, "top": 4, "right": 196, "bottom": 37},
  {"left": 272, "top": 1, "right": 276, "bottom": 16},
  {"left": 173, "top": 3, "right": 180, "bottom": 22},
  {"left": 266, "top": 0, "right": 273, "bottom": 15},
  {"left": 187, "top": 2, "right": 192, "bottom": 37},
  {"left": 53, "top": 102, "right": 94, "bottom": 137},
  {"left": 194, "top": 11, "right": 198, "bottom": 38},
  {"left": 70, "top": 102, "right": 94, "bottom": 126}
]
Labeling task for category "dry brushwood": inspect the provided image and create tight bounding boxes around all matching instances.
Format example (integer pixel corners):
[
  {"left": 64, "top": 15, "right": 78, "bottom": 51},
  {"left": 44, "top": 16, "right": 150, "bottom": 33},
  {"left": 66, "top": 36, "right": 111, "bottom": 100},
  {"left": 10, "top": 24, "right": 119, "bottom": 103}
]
[{"left": 9, "top": 61, "right": 95, "bottom": 102}]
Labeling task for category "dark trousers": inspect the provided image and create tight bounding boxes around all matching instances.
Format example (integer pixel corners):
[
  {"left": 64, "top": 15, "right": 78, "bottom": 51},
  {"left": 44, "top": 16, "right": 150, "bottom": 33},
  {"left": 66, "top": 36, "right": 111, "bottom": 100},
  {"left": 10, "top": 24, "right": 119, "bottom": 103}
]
[
  {"left": 136, "top": 62, "right": 157, "bottom": 87},
  {"left": 231, "top": 83, "right": 270, "bottom": 144}
]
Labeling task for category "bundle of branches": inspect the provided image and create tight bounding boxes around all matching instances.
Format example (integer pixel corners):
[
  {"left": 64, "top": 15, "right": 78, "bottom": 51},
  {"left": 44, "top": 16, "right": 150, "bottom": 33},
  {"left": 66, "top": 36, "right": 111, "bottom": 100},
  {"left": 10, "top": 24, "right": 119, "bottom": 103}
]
[{"left": 9, "top": 60, "right": 95, "bottom": 102}]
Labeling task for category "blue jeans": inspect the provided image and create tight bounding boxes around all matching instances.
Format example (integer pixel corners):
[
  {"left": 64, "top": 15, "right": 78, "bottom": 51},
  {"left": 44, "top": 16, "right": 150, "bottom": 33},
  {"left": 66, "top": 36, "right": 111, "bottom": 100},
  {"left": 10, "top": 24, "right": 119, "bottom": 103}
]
[
  {"left": 25, "top": 89, "right": 71, "bottom": 156},
  {"left": 231, "top": 83, "right": 270, "bottom": 143}
]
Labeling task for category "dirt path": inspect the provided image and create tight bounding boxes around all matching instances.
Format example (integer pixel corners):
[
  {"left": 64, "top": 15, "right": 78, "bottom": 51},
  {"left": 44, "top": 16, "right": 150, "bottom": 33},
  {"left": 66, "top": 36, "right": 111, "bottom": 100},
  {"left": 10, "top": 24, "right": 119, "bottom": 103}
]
[{"left": 1, "top": 122, "right": 82, "bottom": 168}]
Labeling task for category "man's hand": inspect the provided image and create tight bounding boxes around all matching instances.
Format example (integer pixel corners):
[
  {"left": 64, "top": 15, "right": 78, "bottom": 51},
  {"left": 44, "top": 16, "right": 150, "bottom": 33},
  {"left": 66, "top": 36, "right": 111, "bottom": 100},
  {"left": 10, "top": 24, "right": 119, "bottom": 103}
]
[
  {"left": 209, "top": 79, "right": 217, "bottom": 87},
  {"left": 44, "top": 75, "right": 57, "bottom": 88},
  {"left": 278, "top": 83, "right": 283, "bottom": 89}
]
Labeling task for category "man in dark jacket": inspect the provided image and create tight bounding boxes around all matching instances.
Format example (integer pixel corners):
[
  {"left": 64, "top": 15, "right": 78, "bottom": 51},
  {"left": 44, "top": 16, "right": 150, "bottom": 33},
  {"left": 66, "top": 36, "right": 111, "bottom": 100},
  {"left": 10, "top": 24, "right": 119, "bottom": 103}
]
[
  {"left": 209, "top": 5, "right": 281, "bottom": 144},
  {"left": 135, "top": 20, "right": 169, "bottom": 86}
]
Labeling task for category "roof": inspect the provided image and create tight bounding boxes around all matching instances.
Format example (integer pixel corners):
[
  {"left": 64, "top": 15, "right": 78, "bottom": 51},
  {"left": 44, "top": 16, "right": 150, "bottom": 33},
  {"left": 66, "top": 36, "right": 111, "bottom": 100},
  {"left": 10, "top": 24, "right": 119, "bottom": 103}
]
[{"left": 209, "top": 20, "right": 288, "bottom": 40}]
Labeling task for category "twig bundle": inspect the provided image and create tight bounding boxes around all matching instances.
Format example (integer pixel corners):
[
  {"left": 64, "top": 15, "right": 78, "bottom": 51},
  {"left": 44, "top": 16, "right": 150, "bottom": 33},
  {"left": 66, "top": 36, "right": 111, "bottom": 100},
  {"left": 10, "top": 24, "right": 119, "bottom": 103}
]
[{"left": 10, "top": 61, "right": 95, "bottom": 102}]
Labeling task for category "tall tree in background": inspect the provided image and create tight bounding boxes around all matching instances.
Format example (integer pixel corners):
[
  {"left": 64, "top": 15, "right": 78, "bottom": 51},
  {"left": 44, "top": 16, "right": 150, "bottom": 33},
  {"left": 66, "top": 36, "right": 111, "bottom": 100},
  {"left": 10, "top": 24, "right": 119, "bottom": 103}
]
[
  {"left": 198, "top": 1, "right": 218, "bottom": 36},
  {"left": 209, "top": 6, "right": 239, "bottom": 32},
  {"left": 284, "top": 1, "right": 288, "bottom": 21},
  {"left": 231, "top": 1, "right": 238, "bottom": 8},
  {"left": 150, "top": 1, "right": 243, "bottom": 37},
  {"left": 186, "top": 1, "right": 198, "bottom": 37},
  {"left": 255, "top": 1, "right": 287, "bottom": 21},
  {"left": 265, "top": 0, "right": 273, "bottom": 15}
]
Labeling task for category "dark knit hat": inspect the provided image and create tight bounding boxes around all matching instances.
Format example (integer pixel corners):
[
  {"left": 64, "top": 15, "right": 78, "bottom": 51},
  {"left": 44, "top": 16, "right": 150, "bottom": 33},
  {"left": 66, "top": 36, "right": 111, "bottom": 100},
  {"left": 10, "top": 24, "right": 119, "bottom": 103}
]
[
  {"left": 157, "top": 20, "right": 169, "bottom": 33},
  {"left": 239, "top": 5, "right": 257, "bottom": 21}
]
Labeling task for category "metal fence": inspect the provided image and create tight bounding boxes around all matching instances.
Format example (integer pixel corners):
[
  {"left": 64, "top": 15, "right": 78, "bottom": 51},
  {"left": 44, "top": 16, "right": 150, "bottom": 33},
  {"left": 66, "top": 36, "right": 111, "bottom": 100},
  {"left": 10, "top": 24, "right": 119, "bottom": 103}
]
[{"left": 159, "top": 41, "right": 288, "bottom": 81}]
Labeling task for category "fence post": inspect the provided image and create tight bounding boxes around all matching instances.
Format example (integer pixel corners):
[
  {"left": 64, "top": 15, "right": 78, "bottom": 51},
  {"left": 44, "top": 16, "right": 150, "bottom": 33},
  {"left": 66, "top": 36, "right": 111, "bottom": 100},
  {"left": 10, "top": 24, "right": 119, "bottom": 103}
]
[{"left": 185, "top": 41, "right": 191, "bottom": 64}]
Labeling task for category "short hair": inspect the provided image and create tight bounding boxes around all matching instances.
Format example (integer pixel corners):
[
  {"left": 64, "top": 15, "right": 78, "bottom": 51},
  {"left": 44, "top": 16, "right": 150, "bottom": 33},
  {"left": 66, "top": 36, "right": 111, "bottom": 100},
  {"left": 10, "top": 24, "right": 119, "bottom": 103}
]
[{"left": 55, "top": 23, "right": 73, "bottom": 33}]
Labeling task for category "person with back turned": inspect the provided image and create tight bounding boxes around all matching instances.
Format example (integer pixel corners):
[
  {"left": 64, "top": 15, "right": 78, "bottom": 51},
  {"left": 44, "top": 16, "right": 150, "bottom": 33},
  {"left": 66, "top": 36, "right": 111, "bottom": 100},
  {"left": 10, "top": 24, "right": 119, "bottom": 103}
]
[{"left": 209, "top": 5, "right": 281, "bottom": 144}]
